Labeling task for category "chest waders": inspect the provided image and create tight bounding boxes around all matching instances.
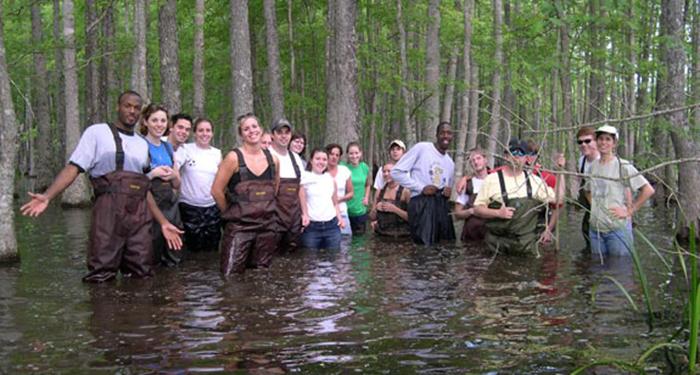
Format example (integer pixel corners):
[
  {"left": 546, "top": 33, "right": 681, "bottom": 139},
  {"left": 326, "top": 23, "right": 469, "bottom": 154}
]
[
  {"left": 484, "top": 170, "right": 543, "bottom": 256},
  {"left": 84, "top": 124, "right": 153, "bottom": 283},
  {"left": 376, "top": 185, "right": 410, "bottom": 238},
  {"left": 275, "top": 152, "right": 302, "bottom": 253},
  {"left": 407, "top": 189, "right": 456, "bottom": 246},
  {"left": 220, "top": 148, "right": 279, "bottom": 276},
  {"left": 461, "top": 178, "right": 486, "bottom": 242},
  {"left": 150, "top": 142, "right": 182, "bottom": 267},
  {"left": 577, "top": 158, "right": 591, "bottom": 249}
]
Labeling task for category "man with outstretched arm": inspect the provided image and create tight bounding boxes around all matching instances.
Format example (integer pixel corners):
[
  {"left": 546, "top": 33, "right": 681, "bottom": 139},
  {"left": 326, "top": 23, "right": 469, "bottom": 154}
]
[{"left": 21, "top": 90, "right": 183, "bottom": 282}]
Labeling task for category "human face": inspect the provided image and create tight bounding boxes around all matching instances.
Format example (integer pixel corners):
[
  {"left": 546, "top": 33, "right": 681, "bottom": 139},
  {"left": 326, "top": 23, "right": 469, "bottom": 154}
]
[
  {"left": 145, "top": 110, "right": 168, "bottom": 138},
  {"left": 469, "top": 153, "right": 486, "bottom": 173},
  {"left": 117, "top": 94, "right": 142, "bottom": 129},
  {"left": 310, "top": 151, "right": 328, "bottom": 174},
  {"left": 347, "top": 145, "right": 362, "bottom": 166},
  {"left": 171, "top": 119, "right": 192, "bottom": 144},
  {"left": 596, "top": 133, "right": 616, "bottom": 156},
  {"left": 194, "top": 121, "right": 213, "bottom": 147},
  {"left": 239, "top": 118, "right": 262, "bottom": 145},
  {"left": 327, "top": 147, "right": 341, "bottom": 167},
  {"left": 435, "top": 125, "right": 454, "bottom": 153},
  {"left": 290, "top": 137, "right": 305, "bottom": 154},
  {"left": 260, "top": 133, "right": 272, "bottom": 149},
  {"left": 272, "top": 127, "right": 292, "bottom": 148},
  {"left": 389, "top": 145, "right": 404, "bottom": 162},
  {"left": 382, "top": 164, "right": 394, "bottom": 184},
  {"left": 577, "top": 134, "right": 597, "bottom": 158}
]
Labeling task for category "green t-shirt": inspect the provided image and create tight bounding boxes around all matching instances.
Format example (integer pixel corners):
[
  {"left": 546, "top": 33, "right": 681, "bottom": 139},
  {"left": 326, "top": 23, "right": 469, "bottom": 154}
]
[{"left": 342, "top": 161, "right": 370, "bottom": 216}]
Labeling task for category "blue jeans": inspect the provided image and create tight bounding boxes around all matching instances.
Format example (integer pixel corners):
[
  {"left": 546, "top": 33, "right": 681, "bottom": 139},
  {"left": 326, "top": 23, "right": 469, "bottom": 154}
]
[
  {"left": 301, "top": 217, "right": 342, "bottom": 250},
  {"left": 589, "top": 222, "right": 633, "bottom": 257}
]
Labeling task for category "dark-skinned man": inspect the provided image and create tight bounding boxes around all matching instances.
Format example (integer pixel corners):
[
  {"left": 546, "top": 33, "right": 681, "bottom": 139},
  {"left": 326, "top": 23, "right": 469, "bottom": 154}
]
[
  {"left": 391, "top": 121, "right": 456, "bottom": 245},
  {"left": 21, "top": 90, "right": 183, "bottom": 282}
]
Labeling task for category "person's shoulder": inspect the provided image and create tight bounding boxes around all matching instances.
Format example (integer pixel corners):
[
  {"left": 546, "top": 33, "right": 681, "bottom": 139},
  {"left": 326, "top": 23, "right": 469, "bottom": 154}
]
[
  {"left": 83, "top": 123, "right": 110, "bottom": 136},
  {"left": 338, "top": 164, "right": 351, "bottom": 174}
]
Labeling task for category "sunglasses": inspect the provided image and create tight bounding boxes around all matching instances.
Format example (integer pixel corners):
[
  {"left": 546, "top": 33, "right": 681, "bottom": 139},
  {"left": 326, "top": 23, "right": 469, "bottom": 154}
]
[
  {"left": 510, "top": 149, "right": 527, "bottom": 157},
  {"left": 236, "top": 112, "right": 255, "bottom": 122},
  {"left": 577, "top": 138, "right": 593, "bottom": 145}
]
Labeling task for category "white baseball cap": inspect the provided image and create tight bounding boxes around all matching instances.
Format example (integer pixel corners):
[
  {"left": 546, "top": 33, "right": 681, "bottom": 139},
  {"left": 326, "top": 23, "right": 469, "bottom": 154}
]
[{"left": 595, "top": 124, "right": 618, "bottom": 138}]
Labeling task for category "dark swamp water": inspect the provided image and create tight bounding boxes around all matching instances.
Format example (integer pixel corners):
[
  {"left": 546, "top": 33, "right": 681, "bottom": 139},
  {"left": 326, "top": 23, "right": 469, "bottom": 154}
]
[{"left": 0, "top": 205, "right": 689, "bottom": 373}]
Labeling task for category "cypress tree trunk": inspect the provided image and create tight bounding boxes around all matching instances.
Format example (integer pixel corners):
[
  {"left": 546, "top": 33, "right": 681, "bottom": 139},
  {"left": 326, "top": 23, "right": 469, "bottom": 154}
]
[
  {"left": 131, "top": 0, "right": 149, "bottom": 102},
  {"left": 61, "top": 0, "right": 91, "bottom": 206},
  {"left": 397, "top": 0, "right": 416, "bottom": 146},
  {"left": 31, "top": 2, "right": 53, "bottom": 191},
  {"left": 193, "top": 0, "right": 205, "bottom": 117},
  {"left": 454, "top": 0, "right": 474, "bottom": 180},
  {"left": 0, "top": 0, "right": 19, "bottom": 262},
  {"left": 424, "top": 0, "right": 441, "bottom": 138},
  {"left": 85, "top": 0, "right": 101, "bottom": 124},
  {"left": 441, "top": 47, "right": 458, "bottom": 124},
  {"left": 230, "top": 0, "right": 254, "bottom": 145},
  {"left": 159, "top": 0, "right": 181, "bottom": 114},
  {"left": 466, "top": 60, "right": 479, "bottom": 151},
  {"left": 486, "top": 0, "right": 504, "bottom": 167},
  {"left": 263, "top": 0, "right": 285, "bottom": 122}
]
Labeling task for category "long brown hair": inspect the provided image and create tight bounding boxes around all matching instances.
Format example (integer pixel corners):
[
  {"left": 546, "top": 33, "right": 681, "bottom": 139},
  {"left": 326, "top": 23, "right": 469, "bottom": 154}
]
[{"left": 139, "top": 103, "right": 169, "bottom": 136}]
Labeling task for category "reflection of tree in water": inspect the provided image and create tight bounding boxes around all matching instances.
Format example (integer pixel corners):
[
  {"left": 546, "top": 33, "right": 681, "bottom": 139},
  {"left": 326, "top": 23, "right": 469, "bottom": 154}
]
[{"left": 0, "top": 267, "right": 21, "bottom": 372}]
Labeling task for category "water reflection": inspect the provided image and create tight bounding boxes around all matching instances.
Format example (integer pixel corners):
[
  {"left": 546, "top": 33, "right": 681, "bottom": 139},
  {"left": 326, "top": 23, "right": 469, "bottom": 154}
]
[{"left": 2, "top": 207, "right": 681, "bottom": 372}]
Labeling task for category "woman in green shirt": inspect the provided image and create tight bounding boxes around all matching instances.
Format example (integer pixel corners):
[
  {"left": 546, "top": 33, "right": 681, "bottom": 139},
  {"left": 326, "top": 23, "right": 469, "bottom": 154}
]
[{"left": 342, "top": 142, "right": 371, "bottom": 234}]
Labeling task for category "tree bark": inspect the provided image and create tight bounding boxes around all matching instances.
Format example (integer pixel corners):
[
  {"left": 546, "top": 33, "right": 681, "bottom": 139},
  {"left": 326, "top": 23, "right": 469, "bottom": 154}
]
[
  {"left": 52, "top": 0, "right": 65, "bottom": 170},
  {"left": 424, "top": 0, "right": 441, "bottom": 138},
  {"left": 159, "top": 0, "right": 181, "bottom": 114},
  {"left": 101, "top": 3, "right": 116, "bottom": 117},
  {"left": 586, "top": 0, "right": 606, "bottom": 122},
  {"left": 467, "top": 60, "right": 479, "bottom": 151},
  {"left": 660, "top": 0, "right": 700, "bottom": 239},
  {"left": 556, "top": 0, "right": 577, "bottom": 197},
  {"left": 31, "top": 2, "right": 53, "bottom": 191},
  {"left": 85, "top": 0, "right": 102, "bottom": 125},
  {"left": 61, "top": 0, "right": 92, "bottom": 206},
  {"left": 441, "top": 47, "right": 458, "bottom": 124},
  {"left": 131, "top": 0, "right": 149, "bottom": 102},
  {"left": 230, "top": 0, "right": 254, "bottom": 145},
  {"left": 193, "top": 0, "right": 205, "bottom": 117},
  {"left": 264, "top": 0, "right": 285, "bottom": 122},
  {"left": 0, "top": 0, "right": 19, "bottom": 262},
  {"left": 324, "top": 0, "right": 359, "bottom": 145},
  {"left": 396, "top": 0, "right": 416, "bottom": 146},
  {"left": 486, "top": 0, "right": 504, "bottom": 167},
  {"left": 454, "top": 0, "right": 474, "bottom": 181}
]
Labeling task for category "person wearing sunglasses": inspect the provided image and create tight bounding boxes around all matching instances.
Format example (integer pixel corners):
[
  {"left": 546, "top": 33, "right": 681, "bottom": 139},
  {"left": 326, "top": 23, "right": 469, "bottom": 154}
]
[
  {"left": 575, "top": 126, "right": 600, "bottom": 250},
  {"left": 473, "top": 139, "right": 565, "bottom": 255}
]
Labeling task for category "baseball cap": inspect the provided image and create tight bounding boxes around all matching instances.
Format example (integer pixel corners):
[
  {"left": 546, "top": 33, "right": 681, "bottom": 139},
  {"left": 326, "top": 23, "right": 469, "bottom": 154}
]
[
  {"left": 595, "top": 124, "right": 618, "bottom": 138},
  {"left": 508, "top": 138, "right": 529, "bottom": 154},
  {"left": 389, "top": 139, "right": 406, "bottom": 150},
  {"left": 271, "top": 118, "right": 293, "bottom": 133}
]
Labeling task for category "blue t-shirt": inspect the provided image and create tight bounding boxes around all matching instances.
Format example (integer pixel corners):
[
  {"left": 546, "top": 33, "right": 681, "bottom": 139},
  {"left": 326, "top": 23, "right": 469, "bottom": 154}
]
[{"left": 147, "top": 140, "right": 174, "bottom": 169}]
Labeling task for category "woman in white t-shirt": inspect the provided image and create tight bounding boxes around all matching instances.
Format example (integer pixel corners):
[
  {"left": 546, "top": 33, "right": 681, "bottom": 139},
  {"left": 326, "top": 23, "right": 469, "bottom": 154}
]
[
  {"left": 299, "top": 148, "right": 344, "bottom": 250},
  {"left": 325, "top": 143, "right": 353, "bottom": 235},
  {"left": 175, "top": 118, "right": 223, "bottom": 252}
]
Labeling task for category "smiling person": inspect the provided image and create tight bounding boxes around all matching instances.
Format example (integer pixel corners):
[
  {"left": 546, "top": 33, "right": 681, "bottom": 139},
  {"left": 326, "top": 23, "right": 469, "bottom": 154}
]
[
  {"left": 289, "top": 132, "right": 307, "bottom": 165},
  {"left": 369, "top": 162, "right": 411, "bottom": 237},
  {"left": 326, "top": 143, "right": 354, "bottom": 236},
  {"left": 453, "top": 147, "right": 489, "bottom": 242},
  {"left": 372, "top": 140, "right": 406, "bottom": 191},
  {"left": 166, "top": 113, "right": 193, "bottom": 151},
  {"left": 175, "top": 117, "right": 223, "bottom": 253},
  {"left": 20, "top": 90, "right": 183, "bottom": 282},
  {"left": 391, "top": 121, "right": 456, "bottom": 245},
  {"left": 473, "top": 139, "right": 565, "bottom": 255},
  {"left": 140, "top": 104, "right": 182, "bottom": 267},
  {"left": 211, "top": 113, "right": 280, "bottom": 276},
  {"left": 260, "top": 130, "right": 273, "bottom": 150},
  {"left": 586, "top": 125, "right": 654, "bottom": 257},
  {"left": 341, "top": 142, "right": 371, "bottom": 235},
  {"left": 575, "top": 126, "right": 600, "bottom": 250},
  {"left": 268, "top": 119, "right": 305, "bottom": 254},
  {"left": 299, "top": 149, "right": 345, "bottom": 250}
]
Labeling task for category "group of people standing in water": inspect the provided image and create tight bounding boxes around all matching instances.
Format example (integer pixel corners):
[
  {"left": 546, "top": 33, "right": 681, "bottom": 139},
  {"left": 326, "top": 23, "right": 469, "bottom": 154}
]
[{"left": 20, "top": 89, "right": 655, "bottom": 283}]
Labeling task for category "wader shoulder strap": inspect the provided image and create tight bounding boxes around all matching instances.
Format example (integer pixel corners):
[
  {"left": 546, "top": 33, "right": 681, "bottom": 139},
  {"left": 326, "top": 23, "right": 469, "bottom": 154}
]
[
  {"left": 396, "top": 185, "right": 405, "bottom": 203},
  {"left": 164, "top": 141, "right": 175, "bottom": 166},
  {"left": 497, "top": 170, "right": 508, "bottom": 202},
  {"left": 290, "top": 152, "right": 301, "bottom": 179},
  {"left": 233, "top": 148, "right": 248, "bottom": 178},
  {"left": 579, "top": 157, "right": 586, "bottom": 174},
  {"left": 466, "top": 178, "right": 474, "bottom": 196},
  {"left": 524, "top": 170, "right": 533, "bottom": 199},
  {"left": 108, "top": 123, "right": 125, "bottom": 171},
  {"left": 263, "top": 148, "right": 276, "bottom": 180}
]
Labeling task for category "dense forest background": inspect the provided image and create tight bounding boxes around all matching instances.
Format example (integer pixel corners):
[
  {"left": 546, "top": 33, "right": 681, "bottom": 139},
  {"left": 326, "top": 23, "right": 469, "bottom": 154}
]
[{"left": 1, "top": 0, "right": 699, "bottom": 258}]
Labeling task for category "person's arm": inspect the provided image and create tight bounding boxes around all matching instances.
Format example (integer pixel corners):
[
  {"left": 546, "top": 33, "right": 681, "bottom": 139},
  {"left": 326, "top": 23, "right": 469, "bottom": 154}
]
[
  {"left": 147, "top": 192, "right": 184, "bottom": 250},
  {"left": 453, "top": 203, "right": 474, "bottom": 220},
  {"left": 473, "top": 204, "right": 515, "bottom": 220},
  {"left": 210, "top": 151, "right": 239, "bottom": 212},
  {"left": 390, "top": 145, "right": 429, "bottom": 193},
  {"left": 333, "top": 180, "right": 344, "bottom": 228},
  {"left": 611, "top": 183, "right": 655, "bottom": 219},
  {"left": 299, "top": 184, "right": 310, "bottom": 228},
  {"left": 455, "top": 175, "right": 469, "bottom": 194},
  {"left": 362, "top": 165, "right": 372, "bottom": 206},
  {"left": 273, "top": 155, "right": 281, "bottom": 194},
  {"left": 20, "top": 164, "right": 81, "bottom": 217},
  {"left": 340, "top": 176, "right": 354, "bottom": 203}
]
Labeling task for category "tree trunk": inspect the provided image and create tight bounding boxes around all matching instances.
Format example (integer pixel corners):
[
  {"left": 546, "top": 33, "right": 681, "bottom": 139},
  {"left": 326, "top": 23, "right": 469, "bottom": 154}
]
[
  {"left": 660, "top": 0, "right": 700, "bottom": 239},
  {"left": 193, "top": 0, "right": 205, "bottom": 117},
  {"left": 0, "top": 0, "right": 19, "bottom": 262},
  {"left": 396, "top": 0, "right": 416, "bottom": 146},
  {"left": 61, "top": 0, "right": 92, "bottom": 206},
  {"left": 556, "top": 0, "right": 577, "bottom": 197},
  {"left": 424, "top": 0, "right": 441, "bottom": 138},
  {"left": 441, "top": 47, "right": 458, "bottom": 124},
  {"left": 85, "top": 0, "right": 101, "bottom": 125},
  {"left": 131, "top": 0, "right": 149, "bottom": 102},
  {"left": 31, "top": 2, "right": 53, "bottom": 191},
  {"left": 52, "top": 0, "right": 65, "bottom": 171},
  {"left": 230, "top": 0, "right": 254, "bottom": 145},
  {"left": 467, "top": 60, "right": 479, "bottom": 150},
  {"left": 159, "top": 0, "right": 181, "bottom": 114},
  {"left": 324, "top": 0, "right": 359, "bottom": 145},
  {"left": 101, "top": 3, "right": 116, "bottom": 117},
  {"left": 486, "top": 0, "right": 504, "bottom": 167},
  {"left": 693, "top": 0, "right": 700, "bottom": 135},
  {"left": 586, "top": 0, "right": 606, "bottom": 122},
  {"left": 264, "top": 0, "right": 285, "bottom": 122},
  {"left": 454, "top": 0, "right": 474, "bottom": 181}
]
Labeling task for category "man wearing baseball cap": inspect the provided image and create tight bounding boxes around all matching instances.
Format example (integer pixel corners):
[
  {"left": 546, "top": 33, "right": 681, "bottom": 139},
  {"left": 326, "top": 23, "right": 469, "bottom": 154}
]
[
  {"left": 586, "top": 124, "right": 654, "bottom": 257},
  {"left": 372, "top": 139, "right": 406, "bottom": 191}
]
